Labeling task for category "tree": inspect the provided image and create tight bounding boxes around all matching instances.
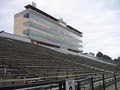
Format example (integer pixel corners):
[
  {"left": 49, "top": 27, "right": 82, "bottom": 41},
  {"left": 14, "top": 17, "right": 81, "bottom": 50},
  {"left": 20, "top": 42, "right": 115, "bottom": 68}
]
[
  {"left": 96, "top": 51, "right": 103, "bottom": 58},
  {"left": 96, "top": 51, "right": 112, "bottom": 60},
  {"left": 114, "top": 57, "right": 120, "bottom": 65},
  {"left": 114, "top": 58, "right": 118, "bottom": 62},
  {"left": 118, "top": 57, "right": 120, "bottom": 61},
  {"left": 103, "top": 55, "right": 112, "bottom": 60},
  {"left": 114, "top": 57, "right": 120, "bottom": 62}
]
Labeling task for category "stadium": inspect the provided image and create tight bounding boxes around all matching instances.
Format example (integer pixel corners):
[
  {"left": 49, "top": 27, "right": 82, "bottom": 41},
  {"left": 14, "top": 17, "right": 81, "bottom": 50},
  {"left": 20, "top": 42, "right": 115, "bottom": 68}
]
[{"left": 0, "top": 3, "right": 120, "bottom": 90}]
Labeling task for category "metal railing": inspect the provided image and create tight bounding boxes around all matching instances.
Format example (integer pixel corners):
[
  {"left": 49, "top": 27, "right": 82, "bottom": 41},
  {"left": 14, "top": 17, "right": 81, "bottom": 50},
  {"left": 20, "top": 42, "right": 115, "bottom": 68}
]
[
  {"left": 0, "top": 77, "right": 94, "bottom": 90},
  {"left": 1, "top": 73, "right": 120, "bottom": 90},
  {"left": 94, "top": 73, "right": 120, "bottom": 90}
]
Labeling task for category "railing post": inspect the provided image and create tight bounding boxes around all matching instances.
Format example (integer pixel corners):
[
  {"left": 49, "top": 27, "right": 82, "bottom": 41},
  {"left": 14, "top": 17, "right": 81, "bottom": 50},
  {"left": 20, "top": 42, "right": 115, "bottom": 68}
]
[
  {"left": 77, "top": 81, "right": 81, "bottom": 90},
  {"left": 102, "top": 74, "right": 105, "bottom": 90},
  {"left": 0, "top": 77, "right": 2, "bottom": 86},
  {"left": 89, "top": 77, "right": 94, "bottom": 90},
  {"left": 59, "top": 82, "right": 63, "bottom": 90},
  {"left": 114, "top": 73, "right": 117, "bottom": 90},
  {"left": 59, "top": 81, "right": 65, "bottom": 90},
  {"left": 63, "top": 81, "right": 66, "bottom": 90}
]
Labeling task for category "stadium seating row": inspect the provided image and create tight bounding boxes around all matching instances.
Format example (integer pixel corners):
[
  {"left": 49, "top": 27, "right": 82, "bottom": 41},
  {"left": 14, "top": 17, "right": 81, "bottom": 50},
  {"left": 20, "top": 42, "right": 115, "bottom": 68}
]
[{"left": 0, "top": 36, "right": 119, "bottom": 86}]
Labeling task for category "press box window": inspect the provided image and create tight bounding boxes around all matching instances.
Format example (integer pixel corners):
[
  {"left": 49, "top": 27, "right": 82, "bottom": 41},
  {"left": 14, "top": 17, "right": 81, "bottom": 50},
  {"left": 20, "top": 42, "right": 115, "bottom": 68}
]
[{"left": 24, "top": 13, "right": 29, "bottom": 18}]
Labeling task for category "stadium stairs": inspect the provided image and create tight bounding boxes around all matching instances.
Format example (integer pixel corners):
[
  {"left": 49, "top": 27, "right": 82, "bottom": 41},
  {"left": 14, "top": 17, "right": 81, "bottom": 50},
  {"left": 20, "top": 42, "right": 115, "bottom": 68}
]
[{"left": 0, "top": 36, "right": 119, "bottom": 87}]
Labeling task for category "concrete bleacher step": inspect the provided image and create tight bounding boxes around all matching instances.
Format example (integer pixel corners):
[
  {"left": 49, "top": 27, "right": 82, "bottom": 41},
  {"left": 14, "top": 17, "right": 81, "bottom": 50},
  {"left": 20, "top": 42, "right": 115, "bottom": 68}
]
[{"left": 0, "top": 36, "right": 118, "bottom": 87}]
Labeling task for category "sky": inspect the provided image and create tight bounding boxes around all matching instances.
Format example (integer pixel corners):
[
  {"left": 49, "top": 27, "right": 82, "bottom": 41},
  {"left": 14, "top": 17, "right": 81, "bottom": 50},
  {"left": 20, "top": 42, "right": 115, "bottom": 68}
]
[{"left": 0, "top": 0, "right": 120, "bottom": 59}]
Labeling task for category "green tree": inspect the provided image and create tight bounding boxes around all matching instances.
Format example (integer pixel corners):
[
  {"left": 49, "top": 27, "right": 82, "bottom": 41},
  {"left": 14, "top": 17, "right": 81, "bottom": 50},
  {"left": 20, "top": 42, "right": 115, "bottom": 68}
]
[
  {"left": 118, "top": 57, "right": 120, "bottom": 61},
  {"left": 103, "top": 55, "right": 112, "bottom": 60},
  {"left": 114, "top": 57, "right": 120, "bottom": 63},
  {"left": 114, "top": 58, "right": 118, "bottom": 62},
  {"left": 96, "top": 51, "right": 103, "bottom": 58},
  {"left": 96, "top": 51, "right": 112, "bottom": 60}
]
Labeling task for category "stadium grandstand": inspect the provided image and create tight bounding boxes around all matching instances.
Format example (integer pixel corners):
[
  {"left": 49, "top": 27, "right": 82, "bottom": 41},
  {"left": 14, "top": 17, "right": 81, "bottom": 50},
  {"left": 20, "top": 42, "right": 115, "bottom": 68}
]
[
  {"left": 0, "top": 31, "right": 120, "bottom": 90},
  {"left": 0, "top": 3, "right": 120, "bottom": 90}
]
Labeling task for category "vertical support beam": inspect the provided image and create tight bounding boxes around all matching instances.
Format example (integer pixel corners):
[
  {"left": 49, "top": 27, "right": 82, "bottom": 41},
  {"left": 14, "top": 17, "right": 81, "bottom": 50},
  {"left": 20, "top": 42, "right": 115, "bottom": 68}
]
[
  {"left": 114, "top": 73, "right": 117, "bottom": 90},
  {"left": 59, "top": 82, "right": 65, "bottom": 90},
  {"left": 4, "top": 68, "right": 6, "bottom": 74},
  {"left": 91, "top": 77, "right": 94, "bottom": 90},
  {"left": 50, "top": 85, "right": 52, "bottom": 90},
  {"left": 63, "top": 82, "right": 66, "bottom": 90},
  {"left": 89, "top": 77, "right": 94, "bottom": 90},
  {"left": 23, "top": 76, "right": 26, "bottom": 84},
  {"left": 77, "top": 81, "right": 81, "bottom": 90},
  {"left": 102, "top": 74, "right": 105, "bottom": 90},
  {"left": 59, "top": 82, "right": 63, "bottom": 90},
  {"left": 0, "top": 77, "right": 2, "bottom": 86}
]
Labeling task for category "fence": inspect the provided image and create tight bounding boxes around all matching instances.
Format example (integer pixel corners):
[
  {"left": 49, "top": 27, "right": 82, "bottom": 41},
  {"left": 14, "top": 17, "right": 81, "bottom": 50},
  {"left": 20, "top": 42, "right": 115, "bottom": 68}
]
[
  {"left": 1, "top": 73, "right": 120, "bottom": 90},
  {"left": 0, "top": 76, "right": 94, "bottom": 90},
  {"left": 94, "top": 73, "right": 120, "bottom": 90}
]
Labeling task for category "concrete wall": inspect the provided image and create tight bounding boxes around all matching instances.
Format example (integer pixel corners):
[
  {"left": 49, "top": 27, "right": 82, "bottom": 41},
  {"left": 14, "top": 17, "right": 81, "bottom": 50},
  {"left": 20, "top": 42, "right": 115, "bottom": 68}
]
[
  {"left": 14, "top": 9, "right": 30, "bottom": 36},
  {"left": 0, "top": 32, "right": 31, "bottom": 43}
]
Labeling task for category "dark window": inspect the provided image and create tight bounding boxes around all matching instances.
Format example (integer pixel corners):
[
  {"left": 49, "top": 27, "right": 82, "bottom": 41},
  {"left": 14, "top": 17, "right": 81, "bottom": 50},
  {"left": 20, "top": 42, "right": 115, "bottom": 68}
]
[
  {"left": 24, "top": 13, "right": 29, "bottom": 18},
  {"left": 23, "top": 30, "right": 29, "bottom": 35}
]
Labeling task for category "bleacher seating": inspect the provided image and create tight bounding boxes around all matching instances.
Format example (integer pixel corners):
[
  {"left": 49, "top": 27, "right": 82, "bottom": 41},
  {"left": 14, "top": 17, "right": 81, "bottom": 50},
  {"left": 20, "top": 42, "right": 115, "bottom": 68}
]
[{"left": 0, "top": 36, "right": 119, "bottom": 86}]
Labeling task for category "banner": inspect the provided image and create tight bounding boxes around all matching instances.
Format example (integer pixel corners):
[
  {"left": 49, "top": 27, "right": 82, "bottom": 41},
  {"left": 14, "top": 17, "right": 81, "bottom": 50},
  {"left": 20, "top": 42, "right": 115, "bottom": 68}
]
[{"left": 66, "top": 80, "right": 75, "bottom": 90}]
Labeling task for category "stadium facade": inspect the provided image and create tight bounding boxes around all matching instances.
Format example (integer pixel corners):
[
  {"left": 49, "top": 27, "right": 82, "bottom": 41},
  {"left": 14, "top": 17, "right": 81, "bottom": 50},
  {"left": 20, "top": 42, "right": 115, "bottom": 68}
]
[{"left": 14, "top": 4, "right": 83, "bottom": 53}]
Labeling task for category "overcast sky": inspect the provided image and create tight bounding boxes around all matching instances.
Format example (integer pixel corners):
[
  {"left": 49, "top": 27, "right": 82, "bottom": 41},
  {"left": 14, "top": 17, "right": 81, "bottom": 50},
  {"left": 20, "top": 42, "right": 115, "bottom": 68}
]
[{"left": 0, "top": 0, "right": 120, "bottom": 59}]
